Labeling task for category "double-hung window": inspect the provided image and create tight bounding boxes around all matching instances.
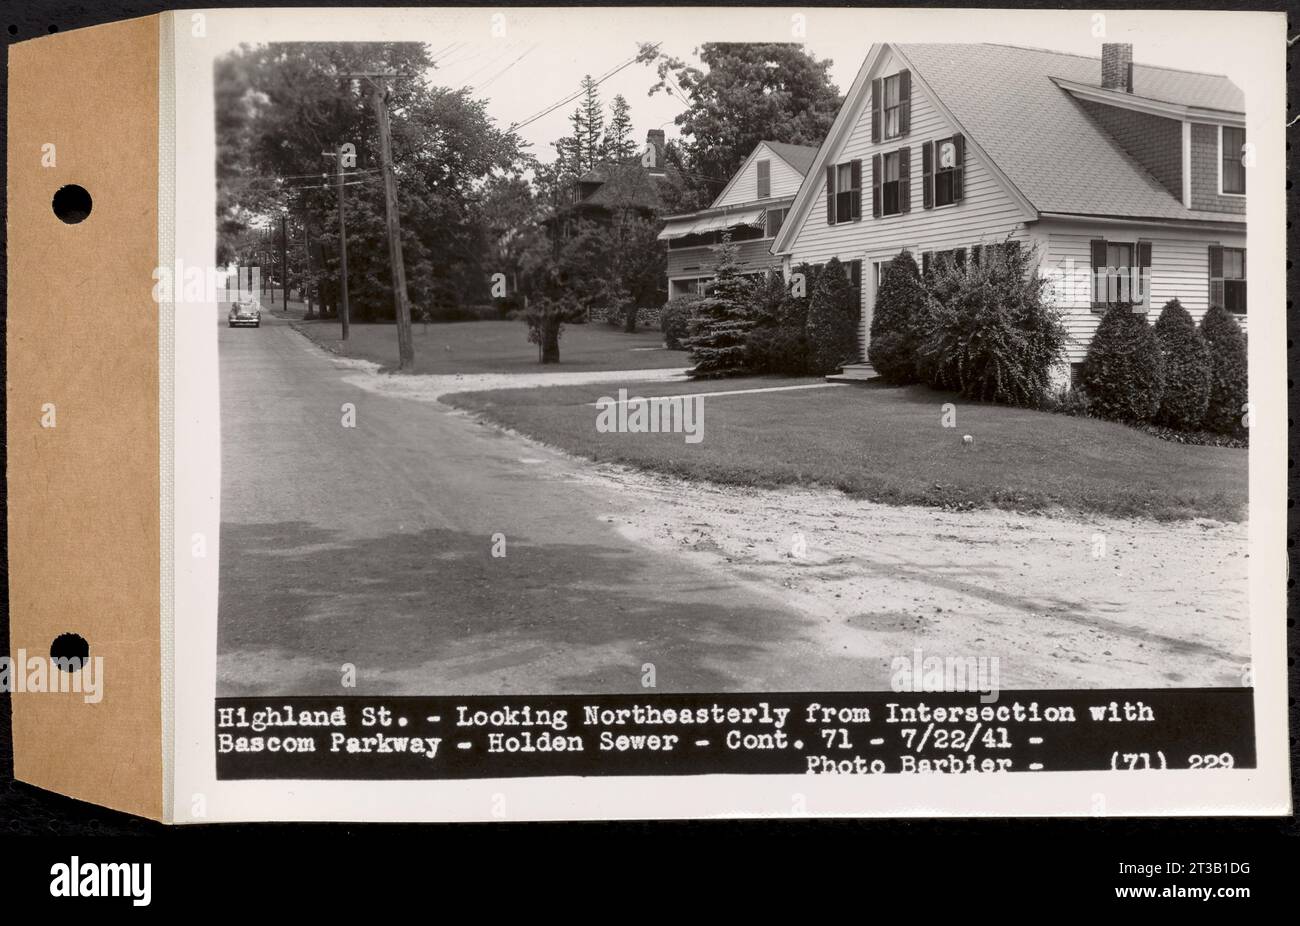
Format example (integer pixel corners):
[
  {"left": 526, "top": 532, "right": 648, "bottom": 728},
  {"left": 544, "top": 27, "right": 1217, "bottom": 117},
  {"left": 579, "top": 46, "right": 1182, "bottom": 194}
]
[
  {"left": 881, "top": 74, "right": 902, "bottom": 140},
  {"left": 1090, "top": 239, "right": 1152, "bottom": 310},
  {"left": 1210, "top": 245, "right": 1247, "bottom": 314},
  {"left": 1220, "top": 126, "right": 1246, "bottom": 196},
  {"left": 880, "top": 151, "right": 901, "bottom": 216},
  {"left": 825, "top": 161, "right": 861, "bottom": 225}
]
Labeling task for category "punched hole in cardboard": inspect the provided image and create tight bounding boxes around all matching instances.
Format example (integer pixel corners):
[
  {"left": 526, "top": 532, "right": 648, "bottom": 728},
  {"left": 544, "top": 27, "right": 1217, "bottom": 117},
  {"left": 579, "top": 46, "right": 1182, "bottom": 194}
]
[
  {"left": 50, "top": 632, "right": 89, "bottom": 671},
  {"left": 52, "top": 184, "right": 91, "bottom": 224}
]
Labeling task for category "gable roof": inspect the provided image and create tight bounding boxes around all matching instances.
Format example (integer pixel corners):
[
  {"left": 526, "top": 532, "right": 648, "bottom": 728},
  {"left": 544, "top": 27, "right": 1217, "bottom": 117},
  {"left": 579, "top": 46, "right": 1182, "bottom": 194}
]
[
  {"left": 762, "top": 140, "right": 820, "bottom": 176},
  {"left": 898, "top": 43, "right": 1243, "bottom": 220},
  {"left": 773, "top": 42, "right": 1245, "bottom": 253},
  {"left": 708, "top": 139, "right": 821, "bottom": 210}
]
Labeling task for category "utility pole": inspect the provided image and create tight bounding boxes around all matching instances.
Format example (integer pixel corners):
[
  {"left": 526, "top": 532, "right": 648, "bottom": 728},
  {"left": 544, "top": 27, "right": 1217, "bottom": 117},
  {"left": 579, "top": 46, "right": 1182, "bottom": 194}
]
[
  {"left": 345, "top": 70, "right": 414, "bottom": 370},
  {"left": 322, "top": 147, "right": 351, "bottom": 340},
  {"left": 279, "top": 210, "right": 289, "bottom": 309},
  {"left": 303, "top": 220, "right": 315, "bottom": 318}
]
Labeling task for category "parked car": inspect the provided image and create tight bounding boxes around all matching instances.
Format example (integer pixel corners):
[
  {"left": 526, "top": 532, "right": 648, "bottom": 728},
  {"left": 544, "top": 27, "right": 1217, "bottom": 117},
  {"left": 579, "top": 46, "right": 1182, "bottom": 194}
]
[{"left": 228, "top": 300, "right": 261, "bottom": 328}]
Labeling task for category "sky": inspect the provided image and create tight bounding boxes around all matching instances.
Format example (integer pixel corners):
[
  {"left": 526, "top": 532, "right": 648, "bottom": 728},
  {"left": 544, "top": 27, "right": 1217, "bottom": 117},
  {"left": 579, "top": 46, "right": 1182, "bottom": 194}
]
[{"left": 205, "top": 7, "right": 1272, "bottom": 168}]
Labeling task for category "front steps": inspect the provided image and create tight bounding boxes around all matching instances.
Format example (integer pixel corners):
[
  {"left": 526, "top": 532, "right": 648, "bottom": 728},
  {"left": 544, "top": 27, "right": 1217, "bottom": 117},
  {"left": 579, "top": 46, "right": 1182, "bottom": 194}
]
[{"left": 826, "top": 362, "right": 878, "bottom": 383}]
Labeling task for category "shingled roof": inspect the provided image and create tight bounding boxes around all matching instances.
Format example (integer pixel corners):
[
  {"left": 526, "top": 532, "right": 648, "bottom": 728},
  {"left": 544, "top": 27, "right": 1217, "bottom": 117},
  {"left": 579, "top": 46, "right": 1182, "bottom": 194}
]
[
  {"left": 762, "top": 140, "right": 820, "bottom": 176},
  {"left": 896, "top": 43, "right": 1245, "bottom": 221}
]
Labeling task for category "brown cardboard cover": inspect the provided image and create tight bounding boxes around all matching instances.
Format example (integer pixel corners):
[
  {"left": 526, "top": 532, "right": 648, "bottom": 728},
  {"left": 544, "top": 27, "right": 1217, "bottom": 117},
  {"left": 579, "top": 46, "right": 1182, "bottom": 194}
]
[{"left": 6, "top": 15, "right": 164, "bottom": 820}]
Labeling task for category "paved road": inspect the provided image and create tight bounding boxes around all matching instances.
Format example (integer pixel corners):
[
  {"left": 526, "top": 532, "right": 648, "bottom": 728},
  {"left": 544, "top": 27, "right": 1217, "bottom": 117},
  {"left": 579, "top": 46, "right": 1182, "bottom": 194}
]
[{"left": 217, "top": 308, "right": 830, "bottom": 696}]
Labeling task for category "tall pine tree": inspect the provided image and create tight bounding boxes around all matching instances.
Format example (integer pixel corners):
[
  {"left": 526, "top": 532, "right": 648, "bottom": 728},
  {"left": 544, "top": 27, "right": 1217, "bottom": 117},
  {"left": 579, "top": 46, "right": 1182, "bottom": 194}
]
[
  {"left": 603, "top": 94, "right": 636, "bottom": 161},
  {"left": 685, "top": 232, "right": 753, "bottom": 377},
  {"left": 568, "top": 74, "right": 605, "bottom": 173}
]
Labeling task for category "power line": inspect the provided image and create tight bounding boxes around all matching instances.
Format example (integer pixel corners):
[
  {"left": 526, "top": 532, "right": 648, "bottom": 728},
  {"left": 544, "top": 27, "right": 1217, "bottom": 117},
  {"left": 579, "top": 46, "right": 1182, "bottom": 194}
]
[
  {"left": 474, "top": 44, "right": 537, "bottom": 92},
  {"left": 458, "top": 45, "right": 518, "bottom": 83},
  {"left": 508, "top": 42, "right": 660, "bottom": 132},
  {"left": 221, "top": 169, "right": 381, "bottom": 189}
]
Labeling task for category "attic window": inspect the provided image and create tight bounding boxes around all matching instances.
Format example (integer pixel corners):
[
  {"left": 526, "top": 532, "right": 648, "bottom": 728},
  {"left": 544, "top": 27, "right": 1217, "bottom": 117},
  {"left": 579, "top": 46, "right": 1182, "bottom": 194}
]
[
  {"left": 882, "top": 74, "right": 902, "bottom": 139},
  {"left": 757, "top": 159, "right": 771, "bottom": 199}
]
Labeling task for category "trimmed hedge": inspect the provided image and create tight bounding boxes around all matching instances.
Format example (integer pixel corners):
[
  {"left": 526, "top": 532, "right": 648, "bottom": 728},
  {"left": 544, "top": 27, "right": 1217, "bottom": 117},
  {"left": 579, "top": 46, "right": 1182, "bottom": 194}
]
[
  {"left": 1199, "top": 303, "right": 1248, "bottom": 435},
  {"left": 867, "top": 251, "right": 925, "bottom": 384},
  {"left": 805, "top": 257, "right": 859, "bottom": 375},
  {"left": 1080, "top": 302, "right": 1165, "bottom": 423},
  {"left": 1152, "top": 299, "right": 1211, "bottom": 431}
]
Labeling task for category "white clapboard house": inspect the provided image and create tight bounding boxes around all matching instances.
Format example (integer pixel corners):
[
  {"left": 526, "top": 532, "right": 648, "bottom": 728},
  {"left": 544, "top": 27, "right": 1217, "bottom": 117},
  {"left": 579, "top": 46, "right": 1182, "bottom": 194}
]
[
  {"left": 768, "top": 42, "right": 1247, "bottom": 383},
  {"left": 659, "top": 140, "right": 820, "bottom": 298}
]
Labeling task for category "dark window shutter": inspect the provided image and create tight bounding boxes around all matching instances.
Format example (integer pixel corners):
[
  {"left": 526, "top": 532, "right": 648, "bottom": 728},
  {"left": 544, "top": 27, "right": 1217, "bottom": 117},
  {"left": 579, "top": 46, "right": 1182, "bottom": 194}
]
[
  {"left": 871, "top": 77, "right": 882, "bottom": 144},
  {"left": 1136, "top": 240, "right": 1152, "bottom": 309},
  {"left": 971, "top": 244, "right": 982, "bottom": 267},
  {"left": 1090, "top": 238, "right": 1108, "bottom": 310},
  {"left": 899, "top": 146, "right": 911, "bottom": 213},
  {"left": 922, "top": 141, "right": 933, "bottom": 209},
  {"left": 825, "top": 165, "right": 836, "bottom": 225},
  {"left": 757, "top": 159, "right": 770, "bottom": 199},
  {"left": 953, "top": 133, "right": 966, "bottom": 201},
  {"left": 1208, "top": 245, "right": 1225, "bottom": 309},
  {"left": 922, "top": 251, "right": 932, "bottom": 276},
  {"left": 898, "top": 69, "right": 911, "bottom": 136},
  {"left": 871, "top": 154, "right": 881, "bottom": 218},
  {"left": 850, "top": 159, "right": 863, "bottom": 221}
]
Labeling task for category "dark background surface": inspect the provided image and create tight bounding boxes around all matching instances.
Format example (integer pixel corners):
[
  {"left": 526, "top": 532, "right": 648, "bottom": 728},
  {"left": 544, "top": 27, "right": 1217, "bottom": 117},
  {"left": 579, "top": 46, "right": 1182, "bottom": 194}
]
[{"left": 0, "top": 0, "right": 1295, "bottom": 911}]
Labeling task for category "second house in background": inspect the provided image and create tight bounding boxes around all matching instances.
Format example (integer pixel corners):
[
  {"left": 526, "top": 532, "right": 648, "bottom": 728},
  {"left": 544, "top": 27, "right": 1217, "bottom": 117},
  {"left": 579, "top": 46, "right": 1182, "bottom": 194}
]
[{"left": 658, "top": 139, "right": 820, "bottom": 299}]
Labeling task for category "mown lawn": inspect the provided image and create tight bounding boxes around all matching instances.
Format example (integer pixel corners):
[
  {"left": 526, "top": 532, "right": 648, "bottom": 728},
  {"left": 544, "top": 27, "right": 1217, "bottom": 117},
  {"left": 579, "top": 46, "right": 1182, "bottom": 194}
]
[
  {"left": 292, "top": 315, "right": 689, "bottom": 375},
  {"left": 444, "top": 379, "right": 1248, "bottom": 522}
]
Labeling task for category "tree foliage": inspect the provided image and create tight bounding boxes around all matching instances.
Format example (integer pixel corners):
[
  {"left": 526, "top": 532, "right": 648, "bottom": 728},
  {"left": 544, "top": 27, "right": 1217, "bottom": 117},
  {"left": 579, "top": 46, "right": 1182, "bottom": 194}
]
[
  {"left": 914, "top": 242, "right": 1065, "bottom": 406},
  {"left": 639, "top": 42, "right": 841, "bottom": 201},
  {"left": 215, "top": 42, "right": 525, "bottom": 318},
  {"left": 1080, "top": 303, "right": 1166, "bottom": 423},
  {"left": 867, "top": 251, "right": 925, "bottom": 384},
  {"left": 1152, "top": 299, "right": 1212, "bottom": 430},
  {"left": 1199, "top": 303, "right": 1249, "bottom": 435},
  {"left": 804, "top": 257, "right": 859, "bottom": 375},
  {"left": 660, "top": 294, "right": 700, "bottom": 350},
  {"left": 743, "top": 272, "right": 808, "bottom": 375},
  {"left": 685, "top": 233, "right": 753, "bottom": 377}
]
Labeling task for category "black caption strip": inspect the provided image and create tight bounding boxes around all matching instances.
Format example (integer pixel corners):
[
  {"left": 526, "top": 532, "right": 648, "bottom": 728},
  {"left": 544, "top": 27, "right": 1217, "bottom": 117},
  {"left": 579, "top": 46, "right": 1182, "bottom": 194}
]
[{"left": 215, "top": 688, "right": 1254, "bottom": 779}]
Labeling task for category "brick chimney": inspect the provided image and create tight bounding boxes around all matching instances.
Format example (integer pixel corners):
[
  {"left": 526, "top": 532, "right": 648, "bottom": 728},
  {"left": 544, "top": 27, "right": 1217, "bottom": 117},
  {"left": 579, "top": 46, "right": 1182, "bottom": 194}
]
[
  {"left": 1101, "top": 43, "right": 1133, "bottom": 93},
  {"left": 645, "top": 129, "right": 666, "bottom": 173}
]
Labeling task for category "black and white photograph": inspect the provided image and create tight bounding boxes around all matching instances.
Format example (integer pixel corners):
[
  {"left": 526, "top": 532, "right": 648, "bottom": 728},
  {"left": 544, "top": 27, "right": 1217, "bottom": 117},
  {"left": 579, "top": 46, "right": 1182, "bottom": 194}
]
[
  {"left": 214, "top": 26, "right": 1255, "bottom": 704},
  {"left": 3, "top": 1, "right": 1295, "bottom": 900}
]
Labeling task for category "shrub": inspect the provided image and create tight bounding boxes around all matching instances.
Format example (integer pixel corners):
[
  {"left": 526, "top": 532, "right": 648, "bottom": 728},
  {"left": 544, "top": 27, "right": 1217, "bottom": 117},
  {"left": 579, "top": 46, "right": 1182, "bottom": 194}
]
[
  {"left": 1152, "top": 299, "right": 1211, "bottom": 430},
  {"left": 1199, "top": 303, "right": 1248, "bottom": 434},
  {"left": 685, "top": 233, "right": 754, "bottom": 377},
  {"left": 804, "top": 257, "right": 859, "bottom": 375},
  {"left": 867, "top": 251, "right": 925, "bottom": 384},
  {"left": 746, "top": 326, "right": 810, "bottom": 375},
  {"left": 1042, "top": 384, "right": 1091, "bottom": 418},
  {"left": 1079, "top": 302, "right": 1165, "bottom": 422},
  {"left": 913, "top": 241, "right": 1066, "bottom": 406},
  {"left": 660, "top": 294, "right": 700, "bottom": 349},
  {"left": 742, "top": 274, "right": 809, "bottom": 375}
]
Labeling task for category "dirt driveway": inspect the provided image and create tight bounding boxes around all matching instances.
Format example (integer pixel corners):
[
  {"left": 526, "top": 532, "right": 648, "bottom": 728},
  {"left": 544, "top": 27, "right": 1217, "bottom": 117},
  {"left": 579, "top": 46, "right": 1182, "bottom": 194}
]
[{"left": 568, "top": 464, "right": 1250, "bottom": 690}]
